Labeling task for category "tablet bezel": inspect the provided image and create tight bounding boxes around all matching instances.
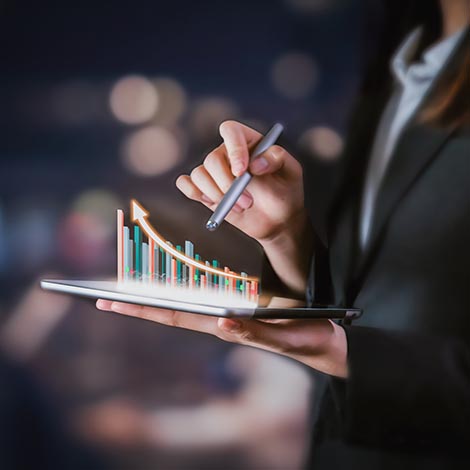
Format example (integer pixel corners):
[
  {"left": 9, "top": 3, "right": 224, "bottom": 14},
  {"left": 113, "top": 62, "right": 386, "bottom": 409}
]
[{"left": 40, "top": 279, "right": 362, "bottom": 320}]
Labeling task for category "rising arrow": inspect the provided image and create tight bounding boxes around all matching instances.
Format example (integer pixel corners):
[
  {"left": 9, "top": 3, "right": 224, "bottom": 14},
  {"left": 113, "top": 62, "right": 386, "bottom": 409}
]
[{"left": 131, "top": 199, "right": 258, "bottom": 282}]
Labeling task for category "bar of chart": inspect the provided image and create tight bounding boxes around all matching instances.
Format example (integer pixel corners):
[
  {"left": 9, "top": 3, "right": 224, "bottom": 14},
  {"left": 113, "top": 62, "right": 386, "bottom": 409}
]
[{"left": 116, "top": 201, "right": 259, "bottom": 302}]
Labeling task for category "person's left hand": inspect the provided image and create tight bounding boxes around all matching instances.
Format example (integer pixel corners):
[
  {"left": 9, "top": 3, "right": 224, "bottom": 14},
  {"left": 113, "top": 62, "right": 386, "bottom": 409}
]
[{"left": 95, "top": 300, "right": 348, "bottom": 378}]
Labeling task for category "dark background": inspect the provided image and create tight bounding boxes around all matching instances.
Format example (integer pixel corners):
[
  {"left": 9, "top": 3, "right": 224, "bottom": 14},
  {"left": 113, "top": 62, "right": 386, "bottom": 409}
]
[{"left": 0, "top": 1, "right": 370, "bottom": 468}]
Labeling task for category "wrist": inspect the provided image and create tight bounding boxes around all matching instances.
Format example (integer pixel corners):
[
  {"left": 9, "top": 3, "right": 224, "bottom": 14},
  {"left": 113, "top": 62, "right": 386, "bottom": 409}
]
[
  {"left": 286, "top": 321, "right": 349, "bottom": 378},
  {"left": 258, "top": 210, "right": 313, "bottom": 296},
  {"left": 258, "top": 209, "right": 312, "bottom": 252}
]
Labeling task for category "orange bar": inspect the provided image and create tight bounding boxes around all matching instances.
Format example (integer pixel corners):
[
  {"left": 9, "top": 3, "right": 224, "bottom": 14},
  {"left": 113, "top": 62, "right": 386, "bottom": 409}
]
[
  {"left": 200, "top": 274, "right": 206, "bottom": 289},
  {"left": 230, "top": 272, "right": 236, "bottom": 293},
  {"left": 117, "top": 210, "right": 124, "bottom": 282},
  {"left": 172, "top": 259, "right": 177, "bottom": 286},
  {"left": 149, "top": 238, "right": 154, "bottom": 281}
]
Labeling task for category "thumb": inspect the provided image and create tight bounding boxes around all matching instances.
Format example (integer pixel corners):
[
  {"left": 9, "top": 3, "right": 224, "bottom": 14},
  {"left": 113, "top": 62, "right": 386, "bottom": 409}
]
[{"left": 249, "top": 145, "right": 301, "bottom": 180}]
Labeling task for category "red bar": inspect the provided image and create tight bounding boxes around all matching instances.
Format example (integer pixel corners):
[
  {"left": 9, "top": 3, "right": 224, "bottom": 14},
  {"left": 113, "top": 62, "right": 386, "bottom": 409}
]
[
  {"left": 172, "top": 259, "right": 177, "bottom": 286},
  {"left": 117, "top": 210, "right": 124, "bottom": 282},
  {"left": 251, "top": 280, "right": 258, "bottom": 300}
]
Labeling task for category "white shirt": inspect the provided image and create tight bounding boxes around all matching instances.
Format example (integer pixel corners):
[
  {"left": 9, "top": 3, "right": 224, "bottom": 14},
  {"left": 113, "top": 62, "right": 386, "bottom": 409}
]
[{"left": 358, "top": 26, "right": 466, "bottom": 250}]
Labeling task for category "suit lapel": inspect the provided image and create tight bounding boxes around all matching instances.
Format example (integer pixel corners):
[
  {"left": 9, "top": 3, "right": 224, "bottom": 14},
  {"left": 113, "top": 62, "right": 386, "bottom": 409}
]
[
  {"left": 328, "top": 86, "right": 393, "bottom": 305},
  {"left": 350, "top": 123, "right": 457, "bottom": 295},
  {"left": 348, "top": 28, "right": 469, "bottom": 299}
]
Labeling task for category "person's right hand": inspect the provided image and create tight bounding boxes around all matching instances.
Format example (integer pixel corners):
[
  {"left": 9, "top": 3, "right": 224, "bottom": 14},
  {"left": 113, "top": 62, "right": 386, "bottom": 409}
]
[{"left": 176, "top": 121, "right": 306, "bottom": 244}]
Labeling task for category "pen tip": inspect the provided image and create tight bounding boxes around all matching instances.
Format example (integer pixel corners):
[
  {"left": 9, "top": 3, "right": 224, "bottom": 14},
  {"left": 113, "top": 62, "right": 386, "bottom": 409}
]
[{"left": 206, "top": 220, "right": 218, "bottom": 231}]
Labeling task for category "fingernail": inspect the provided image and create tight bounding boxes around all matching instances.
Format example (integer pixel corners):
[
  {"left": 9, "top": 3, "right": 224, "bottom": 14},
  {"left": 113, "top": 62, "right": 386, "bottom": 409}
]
[
  {"left": 201, "top": 194, "right": 214, "bottom": 204},
  {"left": 250, "top": 157, "right": 268, "bottom": 174},
  {"left": 221, "top": 319, "right": 242, "bottom": 332},
  {"left": 232, "top": 161, "right": 245, "bottom": 176},
  {"left": 232, "top": 204, "right": 243, "bottom": 214},
  {"left": 237, "top": 193, "right": 253, "bottom": 210}
]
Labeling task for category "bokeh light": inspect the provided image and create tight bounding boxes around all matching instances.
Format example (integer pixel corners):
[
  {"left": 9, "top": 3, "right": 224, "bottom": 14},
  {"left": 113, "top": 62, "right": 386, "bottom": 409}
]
[
  {"left": 58, "top": 189, "right": 122, "bottom": 270},
  {"left": 271, "top": 52, "right": 318, "bottom": 99},
  {"left": 122, "top": 126, "right": 182, "bottom": 177},
  {"left": 189, "top": 97, "right": 239, "bottom": 142},
  {"left": 72, "top": 189, "right": 123, "bottom": 228},
  {"left": 58, "top": 212, "right": 112, "bottom": 270},
  {"left": 152, "top": 78, "right": 187, "bottom": 125},
  {"left": 299, "top": 126, "right": 344, "bottom": 161},
  {"left": 109, "top": 75, "right": 159, "bottom": 125}
]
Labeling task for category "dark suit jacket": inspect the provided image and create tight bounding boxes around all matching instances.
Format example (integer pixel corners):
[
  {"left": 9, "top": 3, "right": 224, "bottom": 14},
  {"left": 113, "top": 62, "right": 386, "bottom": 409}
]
[{"left": 303, "top": 27, "right": 470, "bottom": 469}]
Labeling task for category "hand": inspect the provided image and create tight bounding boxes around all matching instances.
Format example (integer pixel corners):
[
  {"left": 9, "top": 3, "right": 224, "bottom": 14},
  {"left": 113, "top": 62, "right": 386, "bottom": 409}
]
[
  {"left": 96, "top": 300, "right": 348, "bottom": 378},
  {"left": 176, "top": 120, "right": 306, "bottom": 243}
]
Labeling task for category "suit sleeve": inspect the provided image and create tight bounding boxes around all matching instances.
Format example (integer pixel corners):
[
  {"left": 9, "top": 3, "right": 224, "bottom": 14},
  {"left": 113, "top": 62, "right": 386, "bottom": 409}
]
[{"left": 331, "top": 325, "right": 470, "bottom": 451}]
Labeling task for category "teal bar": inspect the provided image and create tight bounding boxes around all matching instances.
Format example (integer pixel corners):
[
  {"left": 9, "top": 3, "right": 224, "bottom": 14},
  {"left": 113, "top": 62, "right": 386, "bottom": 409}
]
[
  {"left": 134, "top": 225, "right": 142, "bottom": 277},
  {"left": 176, "top": 245, "right": 182, "bottom": 283},
  {"left": 195, "top": 254, "right": 201, "bottom": 284}
]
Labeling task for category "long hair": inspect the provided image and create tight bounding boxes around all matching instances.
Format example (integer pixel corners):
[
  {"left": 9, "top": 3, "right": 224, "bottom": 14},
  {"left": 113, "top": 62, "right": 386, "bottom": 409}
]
[
  {"left": 362, "top": 0, "right": 469, "bottom": 128},
  {"left": 420, "top": 28, "right": 470, "bottom": 128}
]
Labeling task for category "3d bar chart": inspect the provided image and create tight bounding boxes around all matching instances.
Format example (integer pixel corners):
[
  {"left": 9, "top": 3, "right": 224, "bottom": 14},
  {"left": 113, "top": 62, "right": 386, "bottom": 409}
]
[{"left": 116, "top": 200, "right": 259, "bottom": 302}]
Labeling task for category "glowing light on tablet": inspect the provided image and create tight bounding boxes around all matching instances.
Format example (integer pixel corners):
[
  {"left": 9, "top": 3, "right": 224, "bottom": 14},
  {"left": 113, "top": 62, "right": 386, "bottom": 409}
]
[{"left": 116, "top": 200, "right": 259, "bottom": 301}]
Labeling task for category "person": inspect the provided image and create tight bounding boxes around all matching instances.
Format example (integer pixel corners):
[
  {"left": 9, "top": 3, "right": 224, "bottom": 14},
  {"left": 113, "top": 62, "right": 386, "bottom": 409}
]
[{"left": 97, "top": 0, "right": 470, "bottom": 467}]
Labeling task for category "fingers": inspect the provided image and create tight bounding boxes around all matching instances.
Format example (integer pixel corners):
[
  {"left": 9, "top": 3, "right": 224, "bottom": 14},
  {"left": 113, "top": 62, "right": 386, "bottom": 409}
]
[
  {"left": 96, "top": 300, "right": 220, "bottom": 335},
  {"left": 203, "top": 147, "right": 254, "bottom": 210},
  {"left": 176, "top": 173, "right": 244, "bottom": 214},
  {"left": 219, "top": 120, "right": 262, "bottom": 177},
  {"left": 249, "top": 145, "right": 302, "bottom": 180},
  {"left": 189, "top": 165, "right": 224, "bottom": 205},
  {"left": 203, "top": 146, "right": 235, "bottom": 193},
  {"left": 97, "top": 299, "right": 291, "bottom": 354}
]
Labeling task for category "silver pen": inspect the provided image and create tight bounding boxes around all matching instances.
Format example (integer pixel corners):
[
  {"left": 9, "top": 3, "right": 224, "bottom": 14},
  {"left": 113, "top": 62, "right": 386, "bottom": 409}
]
[{"left": 206, "top": 123, "right": 284, "bottom": 231}]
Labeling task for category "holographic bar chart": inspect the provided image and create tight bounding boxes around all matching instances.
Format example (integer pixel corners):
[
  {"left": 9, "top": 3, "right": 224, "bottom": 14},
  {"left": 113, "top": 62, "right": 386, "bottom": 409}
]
[{"left": 116, "top": 201, "right": 259, "bottom": 302}]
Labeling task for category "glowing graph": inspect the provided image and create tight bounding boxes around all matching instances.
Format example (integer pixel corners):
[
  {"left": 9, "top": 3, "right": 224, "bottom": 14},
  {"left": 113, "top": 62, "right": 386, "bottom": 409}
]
[{"left": 117, "top": 200, "right": 259, "bottom": 302}]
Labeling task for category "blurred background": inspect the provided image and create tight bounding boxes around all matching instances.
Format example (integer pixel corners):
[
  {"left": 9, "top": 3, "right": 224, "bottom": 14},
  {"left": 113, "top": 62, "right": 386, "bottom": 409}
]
[{"left": 0, "top": 0, "right": 369, "bottom": 468}]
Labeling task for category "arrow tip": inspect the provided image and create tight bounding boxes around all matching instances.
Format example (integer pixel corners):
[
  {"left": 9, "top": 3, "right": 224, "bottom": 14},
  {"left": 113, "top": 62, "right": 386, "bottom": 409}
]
[{"left": 131, "top": 199, "right": 149, "bottom": 222}]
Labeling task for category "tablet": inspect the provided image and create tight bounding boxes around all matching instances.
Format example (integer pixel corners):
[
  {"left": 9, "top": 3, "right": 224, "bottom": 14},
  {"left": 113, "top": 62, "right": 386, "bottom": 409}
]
[{"left": 40, "top": 279, "right": 362, "bottom": 320}]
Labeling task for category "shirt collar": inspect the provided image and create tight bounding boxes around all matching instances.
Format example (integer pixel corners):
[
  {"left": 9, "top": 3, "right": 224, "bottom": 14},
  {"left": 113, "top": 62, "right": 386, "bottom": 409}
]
[
  {"left": 391, "top": 27, "right": 423, "bottom": 84},
  {"left": 391, "top": 26, "right": 467, "bottom": 85}
]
